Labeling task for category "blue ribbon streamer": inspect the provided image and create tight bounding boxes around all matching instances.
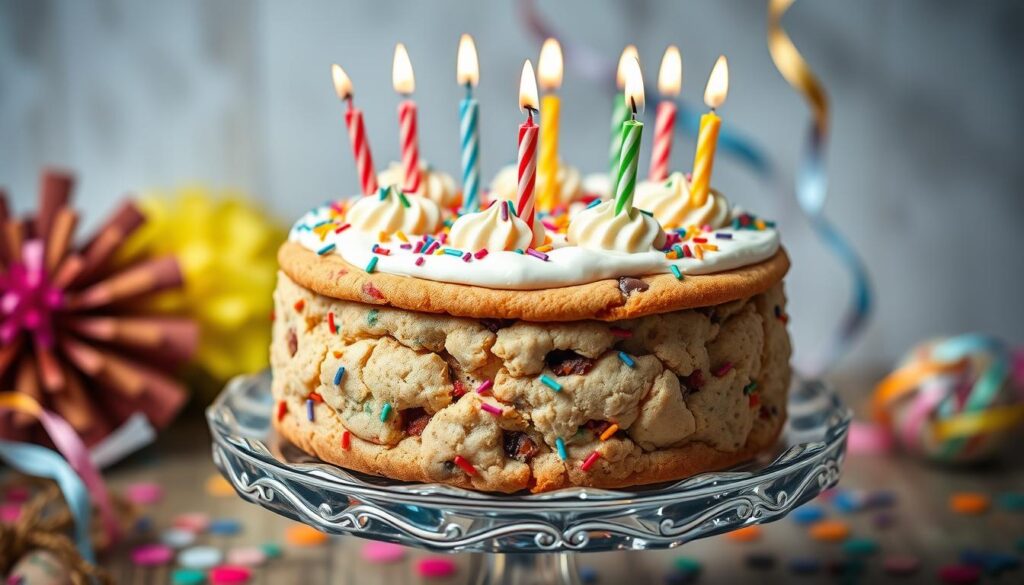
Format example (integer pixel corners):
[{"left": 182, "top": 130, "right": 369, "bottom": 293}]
[{"left": 0, "top": 439, "right": 96, "bottom": 564}]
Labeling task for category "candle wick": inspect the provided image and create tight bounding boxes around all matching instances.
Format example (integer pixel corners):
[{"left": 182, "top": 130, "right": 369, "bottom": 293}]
[
  {"left": 464, "top": 82, "right": 472, "bottom": 99},
  {"left": 345, "top": 96, "right": 354, "bottom": 110},
  {"left": 526, "top": 107, "right": 536, "bottom": 124},
  {"left": 630, "top": 96, "right": 638, "bottom": 119}
]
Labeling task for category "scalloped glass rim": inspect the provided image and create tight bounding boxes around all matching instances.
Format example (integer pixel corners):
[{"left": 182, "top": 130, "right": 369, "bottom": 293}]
[{"left": 207, "top": 370, "right": 850, "bottom": 509}]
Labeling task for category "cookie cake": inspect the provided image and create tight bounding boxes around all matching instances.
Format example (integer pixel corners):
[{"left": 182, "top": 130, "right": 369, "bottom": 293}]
[{"left": 271, "top": 40, "right": 791, "bottom": 493}]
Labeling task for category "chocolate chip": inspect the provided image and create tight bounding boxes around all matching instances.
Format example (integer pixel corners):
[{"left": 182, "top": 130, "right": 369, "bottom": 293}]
[
  {"left": 618, "top": 277, "right": 650, "bottom": 296},
  {"left": 403, "top": 408, "right": 432, "bottom": 437},
  {"left": 681, "top": 370, "right": 704, "bottom": 391},
  {"left": 503, "top": 432, "right": 540, "bottom": 462},
  {"left": 286, "top": 328, "right": 298, "bottom": 357},
  {"left": 480, "top": 318, "right": 516, "bottom": 333},
  {"left": 545, "top": 350, "right": 595, "bottom": 376}
]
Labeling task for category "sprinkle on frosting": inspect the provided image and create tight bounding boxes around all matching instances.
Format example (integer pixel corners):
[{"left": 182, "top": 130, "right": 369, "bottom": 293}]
[
  {"left": 448, "top": 199, "right": 545, "bottom": 252},
  {"left": 567, "top": 200, "right": 667, "bottom": 253},
  {"left": 634, "top": 171, "right": 731, "bottom": 230},
  {"left": 346, "top": 185, "right": 443, "bottom": 236}
]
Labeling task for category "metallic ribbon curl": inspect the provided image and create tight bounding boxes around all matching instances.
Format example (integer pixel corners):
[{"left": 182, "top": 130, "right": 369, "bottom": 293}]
[{"left": 768, "top": 0, "right": 872, "bottom": 375}]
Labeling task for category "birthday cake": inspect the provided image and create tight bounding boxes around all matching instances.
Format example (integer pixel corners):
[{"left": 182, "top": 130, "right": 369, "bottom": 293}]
[{"left": 270, "top": 41, "right": 791, "bottom": 493}]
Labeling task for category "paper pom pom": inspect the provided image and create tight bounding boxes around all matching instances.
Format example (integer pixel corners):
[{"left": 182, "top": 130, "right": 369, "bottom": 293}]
[
  {"left": 0, "top": 169, "right": 196, "bottom": 447},
  {"left": 873, "top": 334, "right": 1024, "bottom": 463},
  {"left": 119, "top": 187, "right": 286, "bottom": 395}
]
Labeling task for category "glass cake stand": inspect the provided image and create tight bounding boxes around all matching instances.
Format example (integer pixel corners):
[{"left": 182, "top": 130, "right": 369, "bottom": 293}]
[{"left": 208, "top": 371, "right": 850, "bottom": 585}]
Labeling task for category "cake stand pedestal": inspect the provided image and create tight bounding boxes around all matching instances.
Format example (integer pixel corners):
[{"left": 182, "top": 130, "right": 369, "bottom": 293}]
[{"left": 208, "top": 372, "right": 849, "bottom": 585}]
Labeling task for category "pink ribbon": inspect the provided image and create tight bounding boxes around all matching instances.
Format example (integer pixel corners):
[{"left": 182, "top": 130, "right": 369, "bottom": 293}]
[{"left": 0, "top": 239, "right": 63, "bottom": 347}]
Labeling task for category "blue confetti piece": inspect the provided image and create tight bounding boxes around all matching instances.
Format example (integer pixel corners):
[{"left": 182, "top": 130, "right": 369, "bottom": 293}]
[
  {"left": 207, "top": 518, "right": 242, "bottom": 536},
  {"left": 791, "top": 504, "right": 825, "bottom": 525}
]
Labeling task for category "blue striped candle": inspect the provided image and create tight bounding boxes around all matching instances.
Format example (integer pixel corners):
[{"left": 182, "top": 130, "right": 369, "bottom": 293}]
[{"left": 459, "top": 89, "right": 481, "bottom": 212}]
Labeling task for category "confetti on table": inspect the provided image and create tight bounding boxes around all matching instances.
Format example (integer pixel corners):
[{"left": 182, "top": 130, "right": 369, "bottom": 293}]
[
  {"left": 832, "top": 489, "right": 866, "bottom": 513},
  {"left": 788, "top": 557, "right": 822, "bottom": 575},
  {"left": 416, "top": 557, "right": 457, "bottom": 579},
  {"left": 996, "top": 491, "right": 1024, "bottom": 512},
  {"left": 261, "top": 543, "right": 283, "bottom": 558},
  {"left": 227, "top": 546, "right": 267, "bottom": 567},
  {"left": 790, "top": 504, "right": 825, "bottom": 525},
  {"left": 285, "top": 524, "right": 328, "bottom": 546},
  {"left": 808, "top": 520, "right": 850, "bottom": 542},
  {"left": 579, "top": 566, "right": 599, "bottom": 584},
  {"left": 208, "top": 518, "right": 243, "bottom": 536},
  {"left": 209, "top": 565, "right": 252, "bottom": 585},
  {"left": 725, "top": 525, "right": 761, "bottom": 542},
  {"left": 360, "top": 541, "right": 407, "bottom": 563},
  {"left": 959, "top": 549, "right": 1020, "bottom": 575},
  {"left": 178, "top": 546, "right": 224, "bottom": 570},
  {"left": 846, "top": 421, "right": 894, "bottom": 455},
  {"left": 206, "top": 474, "right": 236, "bottom": 497},
  {"left": 171, "top": 568, "right": 207, "bottom": 585},
  {"left": 842, "top": 537, "right": 879, "bottom": 556},
  {"left": 673, "top": 557, "right": 701, "bottom": 577},
  {"left": 872, "top": 512, "right": 897, "bottom": 530},
  {"left": 131, "top": 544, "right": 174, "bottom": 566},
  {"left": 125, "top": 482, "right": 165, "bottom": 505},
  {"left": 949, "top": 493, "right": 990, "bottom": 515},
  {"left": 161, "top": 528, "right": 197, "bottom": 549},
  {"left": 882, "top": 554, "right": 921, "bottom": 577},
  {"left": 937, "top": 564, "right": 981, "bottom": 584},
  {"left": 174, "top": 513, "right": 211, "bottom": 533}
]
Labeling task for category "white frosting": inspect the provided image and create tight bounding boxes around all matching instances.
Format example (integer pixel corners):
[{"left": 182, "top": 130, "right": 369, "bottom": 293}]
[
  {"left": 345, "top": 188, "right": 442, "bottom": 236},
  {"left": 449, "top": 200, "right": 543, "bottom": 251},
  {"left": 635, "top": 172, "right": 731, "bottom": 230},
  {"left": 582, "top": 172, "right": 612, "bottom": 199},
  {"left": 490, "top": 162, "right": 583, "bottom": 207},
  {"left": 289, "top": 201, "right": 780, "bottom": 291},
  {"left": 378, "top": 161, "right": 459, "bottom": 209},
  {"left": 567, "top": 201, "right": 667, "bottom": 253}
]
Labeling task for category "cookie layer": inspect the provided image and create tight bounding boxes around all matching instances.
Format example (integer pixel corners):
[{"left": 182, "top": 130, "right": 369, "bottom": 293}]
[{"left": 271, "top": 272, "right": 791, "bottom": 493}]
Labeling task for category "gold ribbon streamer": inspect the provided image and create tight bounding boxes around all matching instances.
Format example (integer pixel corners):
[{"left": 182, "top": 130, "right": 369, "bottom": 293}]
[{"left": 768, "top": 0, "right": 829, "bottom": 135}]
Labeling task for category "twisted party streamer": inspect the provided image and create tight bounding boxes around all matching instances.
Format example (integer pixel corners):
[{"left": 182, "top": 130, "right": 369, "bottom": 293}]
[
  {"left": 768, "top": 0, "right": 872, "bottom": 374},
  {"left": 0, "top": 393, "right": 120, "bottom": 550}
]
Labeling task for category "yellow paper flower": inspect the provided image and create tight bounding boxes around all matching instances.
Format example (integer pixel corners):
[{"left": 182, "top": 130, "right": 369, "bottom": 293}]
[{"left": 121, "top": 186, "right": 286, "bottom": 396}]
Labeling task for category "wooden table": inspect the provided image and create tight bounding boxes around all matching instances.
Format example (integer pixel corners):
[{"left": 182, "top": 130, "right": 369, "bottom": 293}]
[{"left": 96, "top": 398, "right": 1023, "bottom": 585}]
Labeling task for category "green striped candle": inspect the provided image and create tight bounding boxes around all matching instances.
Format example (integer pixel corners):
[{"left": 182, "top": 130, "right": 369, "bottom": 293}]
[
  {"left": 609, "top": 92, "right": 629, "bottom": 180},
  {"left": 613, "top": 119, "right": 643, "bottom": 215}
]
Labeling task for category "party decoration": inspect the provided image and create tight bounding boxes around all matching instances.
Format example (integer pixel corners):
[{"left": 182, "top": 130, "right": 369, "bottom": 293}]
[
  {"left": 118, "top": 186, "right": 286, "bottom": 393},
  {"left": 610, "top": 46, "right": 638, "bottom": 181},
  {"left": 332, "top": 64, "right": 378, "bottom": 196},
  {"left": 768, "top": 0, "right": 872, "bottom": 374},
  {"left": 456, "top": 34, "right": 482, "bottom": 213},
  {"left": 613, "top": 57, "right": 644, "bottom": 216},
  {"left": 872, "top": 334, "right": 1024, "bottom": 463},
  {"left": 516, "top": 60, "right": 540, "bottom": 229},
  {"left": 689, "top": 55, "right": 728, "bottom": 207},
  {"left": 392, "top": 43, "right": 421, "bottom": 193},
  {"left": 537, "top": 38, "right": 563, "bottom": 212},
  {"left": 649, "top": 45, "right": 681, "bottom": 181},
  {"left": 0, "top": 170, "right": 195, "bottom": 447}
]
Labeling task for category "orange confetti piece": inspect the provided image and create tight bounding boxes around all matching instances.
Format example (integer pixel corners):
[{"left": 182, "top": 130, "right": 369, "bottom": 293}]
[
  {"left": 809, "top": 520, "right": 850, "bottom": 542},
  {"left": 205, "top": 474, "right": 235, "bottom": 497},
  {"left": 949, "top": 492, "right": 990, "bottom": 515},
  {"left": 286, "top": 524, "right": 329, "bottom": 547},
  {"left": 599, "top": 424, "right": 620, "bottom": 442},
  {"left": 726, "top": 525, "right": 762, "bottom": 543}
]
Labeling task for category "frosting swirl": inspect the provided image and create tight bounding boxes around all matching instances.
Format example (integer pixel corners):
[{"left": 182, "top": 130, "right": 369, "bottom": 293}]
[
  {"left": 567, "top": 201, "right": 667, "bottom": 253},
  {"left": 490, "top": 162, "right": 583, "bottom": 208},
  {"left": 378, "top": 161, "right": 459, "bottom": 209},
  {"left": 346, "top": 187, "right": 442, "bottom": 236},
  {"left": 449, "top": 200, "right": 543, "bottom": 251},
  {"left": 634, "top": 172, "right": 731, "bottom": 230}
]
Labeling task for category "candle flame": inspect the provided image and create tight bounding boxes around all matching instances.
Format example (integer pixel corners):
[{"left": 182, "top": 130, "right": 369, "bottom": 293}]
[
  {"left": 331, "top": 64, "right": 353, "bottom": 100},
  {"left": 537, "top": 38, "right": 563, "bottom": 91},
  {"left": 519, "top": 60, "right": 539, "bottom": 112},
  {"left": 657, "top": 45, "right": 682, "bottom": 97},
  {"left": 616, "top": 45, "right": 639, "bottom": 90},
  {"left": 456, "top": 34, "right": 479, "bottom": 86},
  {"left": 624, "top": 57, "right": 644, "bottom": 114},
  {"left": 393, "top": 43, "right": 415, "bottom": 95},
  {"left": 704, "top": 55, "right": 729, "bottom": 109}
]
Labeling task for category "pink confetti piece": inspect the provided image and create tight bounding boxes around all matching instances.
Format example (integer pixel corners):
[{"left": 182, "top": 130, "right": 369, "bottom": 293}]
[
  {"left": 360, "top": 541, "right": 407, "bottom": 564},
  {"left": 125, "top": 482, "right": 164, "bottom": 505},
  {"left": 173, "top": 512, "right": 210, "bottom": 533},
  {"left": 847, "top": 421, "right": 894, "bottom": 456},
  {"left": 417, "top": 557, "right": 457, "bottom": 579},
  {"left": 226, "top": 546, "right": 267, "bottom": 567},
  {"left": 131, "top": 544, "right": 174, "bottom": 567},
  {"left": 209, "top": 565, "right": 252, "bottom": 585}
]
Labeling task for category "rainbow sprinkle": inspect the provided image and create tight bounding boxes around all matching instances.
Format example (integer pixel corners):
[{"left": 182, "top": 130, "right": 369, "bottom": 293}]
[
  {"left": 715, "top": 232, "right": 732, "bottom": 240},
  {"left": 506, "top": 200, "right": 517, "bottom": 217},
  {"left": 743, "top": 381, "right": 758, "bottom": 395},
  {"left": 453, "top": 455, "right": 477, "bottom": 476},
  {"left": 555, "top": 438, "right": 568, "bottom": 461},
  {"left": 341, "top": 430, "right": 351, "bottom": 450},
  {"left": 669, "top": 265, "right": 683, "bottom": 280},
  {"left": 617, "top": 351, "right": 636, "bottom": 368},
  {"left": 586, "top": 198, "right": 602, "bottom": 209},
  {"left": 714, "top": 362, "right": 734, "bottom": 377},
  {"left": 276, "top": 401, "right": 287, "bottom": 422},
  {"left": 415, "top": 257, "right": 425, "bottom": 266},
  {"left": 365, "top": 257, "right": 378, "bottom": 273},
  {"left": 462, "top": 252, "right": 472, "bottom": 262},
  {"left": 475, "top": 380, "right": 493, "bottom": 394},
  {"left": 500, "top": 201, "right": 509, "bottom": 221},
  {"left": 327, "top": 312, "right": 336, "bottom": 334},
  {"left": 480, "top": 403, "right": 503, "bottom": 417},
  {"left": 539, "top": 375, "right": 562, "bottom": 392},
  {"left": 378, "top": 186, "right": 390, "bottom": 200},
  {"left": 334, "top": 366, "right": 346, "bottom": 385},
  {"left": 398, "top": 192, "right": 411, "bottom": 208},
  {"left": 581, "top": 450, "right": 601, "bottom": 472},
  {"left": 378, "top": 231, "right": 391, "bottom": 243},
  {"left": 474, "top": 249, "right": 489, "bottom": 260},
  {"left": 599, "top": 424, "right": 619, "bottom": 441},
  {"left": 526, "top": 248, "right": 549, "bottom": 261},
  {"left": 396, "top": 231, "right": 409, "bottom": 243},
  {"left": 306, "top": 399, "right": 314, "bottom": 422},
  {"left": 443, "top": 248, "right": 464, "bottom": 257},
  {"left": 380, "top": 403, "right": 392, "bottom": 422}
]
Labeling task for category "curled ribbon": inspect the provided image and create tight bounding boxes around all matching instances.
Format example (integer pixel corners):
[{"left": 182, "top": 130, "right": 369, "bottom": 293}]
[{"left": 0, "top": 393, "right": 120, "bottom": 557}]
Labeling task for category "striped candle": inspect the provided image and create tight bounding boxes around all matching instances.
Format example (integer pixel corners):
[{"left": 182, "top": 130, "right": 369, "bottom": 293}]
[
  {"left": 648, "top": 101, "right": 677, "bottom": 181},
  {"left": 393, "top": 43, "right": 421, "bottom": 194},
  {"left": 332, "top": 64, "right": 378, "bottom": 195},
  {"left": 517, "top": 111, "right": 539, "bottom": 228},
  {"left": 457, "top": 34, "right": 481, "bottom": 212},
  {"left": 613, "top": 119, "right": 643, "bottom": 215},
  {"left": 609, "top": 93, "right": 629, "bottom": 179}
]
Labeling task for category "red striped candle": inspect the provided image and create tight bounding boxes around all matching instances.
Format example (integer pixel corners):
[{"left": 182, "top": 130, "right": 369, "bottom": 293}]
[
  {"left": 332, "top": 64, "right": 378, "bottom": 195},
  {"left": 516, "top": 61, "right": 540, "bottom": 228},
  {"left": 649, "top": 46, "right": 681, "bottom": 181},
  {"left": 393, "top": 44, "right": 421, "bottom": 193}
]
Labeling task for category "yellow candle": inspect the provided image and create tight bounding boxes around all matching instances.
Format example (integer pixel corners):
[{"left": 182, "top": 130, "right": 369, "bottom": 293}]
[
  {"left": 537, "top": 38, "right": 563, "bottom": 212},
  {"left": 690, "top": 55, "right": 729, "bottom": 207}
]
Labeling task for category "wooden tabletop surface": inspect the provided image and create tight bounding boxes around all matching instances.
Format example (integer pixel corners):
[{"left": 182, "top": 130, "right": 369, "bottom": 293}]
[{"left": 94, "top": 396, "right": 1024, "bottom": 585}]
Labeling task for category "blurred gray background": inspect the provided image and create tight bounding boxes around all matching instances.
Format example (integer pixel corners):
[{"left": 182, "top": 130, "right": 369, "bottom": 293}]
[{"left": 2, "top": 0, "right": 1022, "bottom": 381}]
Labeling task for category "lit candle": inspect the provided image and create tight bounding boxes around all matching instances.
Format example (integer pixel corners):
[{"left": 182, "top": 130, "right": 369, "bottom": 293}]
[
  {"left": 610, "top": 45, "right": 638, "bottom": 181},
  {"left": 614, "top": 58, "right": 645, "bottom": 216},
  {"left": 649, "top": 46, "right": 682, "bottom": 182},
  {"left": 392, "top": 43, "right": 421, "bottom": 194},
  {"left": 537, "top": 38, "right": 563, "bottom": 213},
  {"left": 331, "top": 64, "right": 378, "bottom": 195},
  {"left": 457, "top": 34, "right": 481, "bottom": 213},
  {"left": 517, "top": 60, "right": 540, "bottom": 229},
  {"left": 690, "top": 55, "right": 729, "bottom": 207}
]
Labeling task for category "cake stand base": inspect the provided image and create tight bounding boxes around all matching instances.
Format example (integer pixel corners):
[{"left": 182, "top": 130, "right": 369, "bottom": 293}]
[{"left": 470, "top": 553, "right": 579, "bottom": 585}]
